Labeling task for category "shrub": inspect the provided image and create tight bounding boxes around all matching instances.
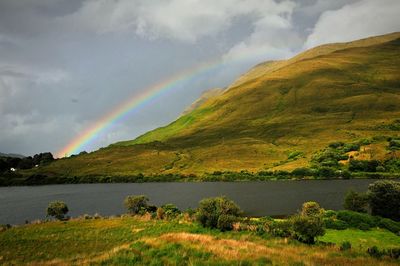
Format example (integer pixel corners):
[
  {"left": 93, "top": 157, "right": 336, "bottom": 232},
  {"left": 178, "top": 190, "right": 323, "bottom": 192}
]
[
  {"left": 383, "top": 158, "right": 400, "bottom": 172},
  {"left": 348, "top": 159, "right": 380, "bottom": 172},
  {"left": 387, "top": 248, "right": 400, "bottom": 259},
  {"left": 343, "top": 143, "right": 360, "bottom": 152},
  {"left": 340, "top": 241, "right": 352, "bottom": 251},
  {"left": 196, "top": 196, "right": 242, "bottom": 230},
  {"left": 367, "top": 246, "right": 383, "bottom": 258},
  {"left": 291, "top": 215, "right": 325, "bottom": 244},
  {"left": 161, "top": 204, "right": 181, "bottom": 219},
  {"left": 336, "top": 210, "right": 375, "bottom": 229},
  {"left": 378, "top": 218, "right": 400, "bottom": 234},
  {"left": 324, "top": 218, "right": 348, "bottom": 230},
  {"left": 156, "top": 207, "right": 165, "bottom": 219},
  {"left": 329, "top": 142, "right": 344, "bottom": 149},
  {"left": 368, "top": 180, "right": 400, "bottom": 221},
  {"left": 146, "top": 205, "right": 157, "bottom": 213},
  {"left": 301, "top": 201, "right": 324, "bottom": 217},
  {"left": 269, "top": 220, "right": 293, "bottom": 237},
  {"left": 343, "top": 190, "right": 368, "bottom": 213},
  {"left": 317, "top": 167, "right": 337, "bottom": 178},
  {"left": 357, "top": 222, "right": 371, "bottom": 231},
  {"left": 292, "top": 167, "right": 314, "bottom": 177},
  {"left": 217, "top": 215, "right": 238, "bottom": 231},
  {"left": 124, "top": 195, "right": 149, "bottom": 214},
  {"left": 46, "top": 201, "right": 69, "bottom": 220},
  {"left": 389, "top": 139, "right": 400, "bottom": 150},
  {"left": 323, "top": 210, "right": 337, "bottom": 218},
  {"left": 288, "top": 151, "right": 304, "bottom": 160}
]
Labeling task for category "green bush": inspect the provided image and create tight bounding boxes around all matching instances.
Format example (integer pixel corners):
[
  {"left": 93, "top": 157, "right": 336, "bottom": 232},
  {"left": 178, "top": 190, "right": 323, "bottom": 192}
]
[
  {"left": 357, "top": 222, "right": 371, "bottom": 231},
  {"left": 317, "top": 167, "right": 337, "bottom": 178},
  {"left": 336, "top": 210, "right": 376, "bottom": 229},
  {"left": 378, "top": 218, "right": 400, "bottom": 234},
  {"left": 323, "top": 210, "right": 337, "bottom": 218},
  {"left": 368, "top": 180, "right": 400, "bottom": 221},
  {"left": 269, "top": 220, "right": 293, "bottom": 237},
  {"left": 196, "top": 196, "right": 242, "bottom": 230},
  {"left": 291, "top": 215, "right": 325, "bottom": 244},
  {"left": 324, "top": 218, "right": 348, "bottom": 230},
  {"left": 301, "top": 201, "right": 324, "bottom": 217},
  {"left": 217, "top": 215, "right": 238, "bottom": 231},
  {"left": 291, "top": 167, "right": 314, "bottom": 177},
  {"left": 383, "top": 159, "right": 400, "bottom": 172},
  {"left": 288, "top": 151, "right": 304, "bottom": 160},
  {"left": 46, "top": 201, "right": 69, "bottom": 220},
  {"left": 343, "top": 143, "right": 360, "bottom": 152},
  {"left": 348, "top": 159, "right": 380, "bottom": 172},
  {"left": 343, "top": 190, "right": 368, "bottom": 213},
  {"left": 124, "top": 195, "right": 149, "bottom": 214},
  {"left": 329, "top": 142, "right": 345, "bottom": 149},
  {"left": 389, "top": 139, "right": 400, "bottom": 150},
  {"left": 161, "top": 204, "right": 181, "bottom": 219},
  {"left": 340, "top": 241, "right": 351, "bottom": 251}
]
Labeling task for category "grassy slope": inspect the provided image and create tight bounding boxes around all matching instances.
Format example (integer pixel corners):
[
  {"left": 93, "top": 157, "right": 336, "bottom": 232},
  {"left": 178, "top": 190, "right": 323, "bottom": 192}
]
[
  {"left": 1, "top": 217, "right": 399, "bottom": 265},
  {"left": 32, "top": 33, "right": 400, "bottom": 177}
]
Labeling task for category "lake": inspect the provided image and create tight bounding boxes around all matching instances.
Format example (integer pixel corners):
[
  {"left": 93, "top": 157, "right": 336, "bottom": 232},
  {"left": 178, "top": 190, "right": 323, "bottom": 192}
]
[{"left": 0, "top": 179, "right": 376, "bottom": 224}]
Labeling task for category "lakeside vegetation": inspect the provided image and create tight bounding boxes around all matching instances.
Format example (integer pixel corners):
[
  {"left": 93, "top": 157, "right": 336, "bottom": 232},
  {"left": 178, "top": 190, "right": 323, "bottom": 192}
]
[
  {"left": 1, "top": 137, "right": 400, "bottom": 186},
  {"left": 1, "top": 180, "right": 399, "bottom": 265}
]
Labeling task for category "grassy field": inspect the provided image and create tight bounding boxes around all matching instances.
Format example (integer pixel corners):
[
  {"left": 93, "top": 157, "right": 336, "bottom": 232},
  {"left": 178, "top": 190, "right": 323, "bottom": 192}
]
[{"left": 0, "top": 216, "right": 399, "bottom": 265}]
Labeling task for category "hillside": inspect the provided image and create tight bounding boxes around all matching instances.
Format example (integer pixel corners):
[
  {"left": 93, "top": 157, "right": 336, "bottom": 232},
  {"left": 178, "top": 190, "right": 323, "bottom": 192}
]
[{"left": 19, "top": 32, "right": 400, "bottom": 179}]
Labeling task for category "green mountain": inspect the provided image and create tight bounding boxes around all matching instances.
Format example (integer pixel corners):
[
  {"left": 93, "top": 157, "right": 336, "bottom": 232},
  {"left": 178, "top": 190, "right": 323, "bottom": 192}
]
[{"left": 27, "top": 32, "right": 400, "bottom": 178}]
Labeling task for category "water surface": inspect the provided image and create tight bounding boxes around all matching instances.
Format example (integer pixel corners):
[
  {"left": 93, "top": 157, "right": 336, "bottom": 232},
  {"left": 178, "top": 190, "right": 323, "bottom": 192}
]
[{"left": 0, "top": 179, "right": 375, "bottom": 224}]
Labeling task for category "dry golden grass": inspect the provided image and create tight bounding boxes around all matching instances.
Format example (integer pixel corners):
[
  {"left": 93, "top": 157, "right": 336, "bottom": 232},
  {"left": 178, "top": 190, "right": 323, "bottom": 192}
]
[{"left": 141, "top": 232, "right": 398, "bottom": 266}]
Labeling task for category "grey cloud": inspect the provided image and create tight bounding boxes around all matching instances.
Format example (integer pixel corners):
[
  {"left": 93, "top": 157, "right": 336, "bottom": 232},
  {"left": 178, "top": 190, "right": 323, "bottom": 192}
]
[{"left": 305, "top": 0, "right": 400, "bottom": 48}]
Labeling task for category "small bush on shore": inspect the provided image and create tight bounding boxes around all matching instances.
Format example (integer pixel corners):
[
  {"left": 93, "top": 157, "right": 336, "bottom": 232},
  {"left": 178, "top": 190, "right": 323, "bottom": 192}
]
[
  {"left": 301, "top": 201, "right": 324, "bottom": 217},
  {"left": 159, "top": 204, "right": 181, "bottom": 219},
  {"left": 46, "top": 201, "right": 69, "bottom": 220},
  {"left": 124, "top": 195, "right": 149, "bottom": 215},
  {"left": 343, "top": 190, "right": 368, "bottom": 213},
  {"left": 367, "top": 180, "right": 400, "bottom": 221},
  {"left": 196, "top": 196, "right": 242, "bottom": 231},
  {"left": 291, "top": 215, "right": 325, "bottom": 244}
]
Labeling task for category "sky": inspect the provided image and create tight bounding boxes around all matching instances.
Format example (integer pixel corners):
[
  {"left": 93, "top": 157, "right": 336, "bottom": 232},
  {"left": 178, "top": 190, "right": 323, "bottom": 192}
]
[{"left": 0, "top": 0, "right": 399, "bottom": 157}]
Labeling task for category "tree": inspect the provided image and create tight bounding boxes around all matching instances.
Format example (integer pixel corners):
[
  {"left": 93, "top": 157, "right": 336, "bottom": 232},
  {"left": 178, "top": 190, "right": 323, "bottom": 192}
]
[
  {"left": 196, "top": 196, "right": 242, "bottom": 230},
  {"left": 367, "top": 180, "right": 400, "bottom": 221},
  {"left": 124, "top": 195, "right": 149, "bottom": 214},
  {"left": 301, "top": 201, "right": 324, "bottom": 217},
  {"left": 343, "top": 190, "right": 368, "bottom": 213},
  {"left": 46, "top": 201, "right": 69, "bottom": 220},
  {"left": 291, "top": 215, "right": 325, "bottom": 244}
]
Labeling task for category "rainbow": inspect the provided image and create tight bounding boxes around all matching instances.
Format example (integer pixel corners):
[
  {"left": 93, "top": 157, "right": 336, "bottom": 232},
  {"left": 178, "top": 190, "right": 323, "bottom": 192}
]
[{"left": 57, "top": 58, "right": 233, "bottom": 157}]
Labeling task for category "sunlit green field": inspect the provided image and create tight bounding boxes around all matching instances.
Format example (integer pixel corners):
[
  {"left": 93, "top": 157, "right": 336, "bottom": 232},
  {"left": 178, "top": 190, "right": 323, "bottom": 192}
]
[
  {"left": 321, "top": 228, "right": 400, "bottom": 250},
  {"left": 1, "top": 216, "right": 399, "bottom": 265}
]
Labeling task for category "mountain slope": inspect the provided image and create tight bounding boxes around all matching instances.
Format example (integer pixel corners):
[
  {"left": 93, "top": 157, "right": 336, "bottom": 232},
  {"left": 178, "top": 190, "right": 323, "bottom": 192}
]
[{"left": 32, "top": 32, "right": 400, "bottom": 177}]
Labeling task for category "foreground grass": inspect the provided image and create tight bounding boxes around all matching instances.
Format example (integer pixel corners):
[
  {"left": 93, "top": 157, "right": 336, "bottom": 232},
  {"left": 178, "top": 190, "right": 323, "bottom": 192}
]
[
  {"left": 0, "top": 217, "right": 399, "bottom": 265},
  {"left": 321, "top": 228, "right": 400, "bottom": 250}
]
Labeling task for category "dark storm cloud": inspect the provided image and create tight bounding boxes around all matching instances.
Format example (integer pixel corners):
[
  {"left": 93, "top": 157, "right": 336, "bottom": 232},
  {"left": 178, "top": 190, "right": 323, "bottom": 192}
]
[{"left": 0, "top": 0, "right": 399, "bottom": 156}]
